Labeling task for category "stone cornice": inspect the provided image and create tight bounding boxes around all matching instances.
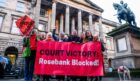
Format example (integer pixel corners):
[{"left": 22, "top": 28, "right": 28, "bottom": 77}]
[
  {"left": 56, "top": 0, "right": 102, "bottom": 16},
  {"left": 107, "top": 24, "right": 140, "bottom": 37}
]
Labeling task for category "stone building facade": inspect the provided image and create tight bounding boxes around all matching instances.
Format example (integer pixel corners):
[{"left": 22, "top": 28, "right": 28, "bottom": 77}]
[{"left": 0, "top": 0, "right": 119, "bottom": 68}]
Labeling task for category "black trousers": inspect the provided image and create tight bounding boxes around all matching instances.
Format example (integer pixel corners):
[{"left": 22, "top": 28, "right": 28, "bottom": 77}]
[
  {"left": 79, "top": 76, "right": 87, "bottom": 81},
  {"left": 24, "top": 50, "right": 36, "bottom": 81}
]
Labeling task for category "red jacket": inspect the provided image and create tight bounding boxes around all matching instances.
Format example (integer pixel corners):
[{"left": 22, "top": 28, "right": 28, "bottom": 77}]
[{"left": 30, "top": 34, "right": 37, "bottom": 50}]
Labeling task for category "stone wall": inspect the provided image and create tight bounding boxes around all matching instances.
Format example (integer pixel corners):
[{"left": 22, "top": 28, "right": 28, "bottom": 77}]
[
  {"left": 0, "top": 33, "right": 23, "bottom": 61},
  {"left": 130, "top": 35, "right": 140, "bottom": 52},
  {"left": 135, "top": 57, "right": 140, "bottom": 68},
  {"left": 112, "top": 57, "right": 135, "bottom": 69}
]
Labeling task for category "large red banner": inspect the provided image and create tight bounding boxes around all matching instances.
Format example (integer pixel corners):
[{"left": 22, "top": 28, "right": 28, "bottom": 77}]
[
  {"left": 16, "top": 15, "right": 35, "bottom": 36},
  {"left": 34, "top": 41, "right": 104, "bottom": 76}
]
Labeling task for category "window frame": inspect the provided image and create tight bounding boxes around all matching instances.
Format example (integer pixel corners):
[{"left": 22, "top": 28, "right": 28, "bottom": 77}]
[
  {"left": 16, "top": 1, "right": 26, "bottom": 13},
  {"left": 106, "top": 36, "right": 114, "bottom": 50},
  {"left": 40, "top": 8, "right": 46, "bottom": 17},
  {"left": 0, "top": 14, "right": 4, "bottom": 31},
  {"left": 38, "top": 21, "right": 47, "bottom": 32},
  {"left": 10, "top": 18, "right": 21, "bottom": 35},
  {"left": 0, "top": 0, "right": 7, "bottom": 8}
]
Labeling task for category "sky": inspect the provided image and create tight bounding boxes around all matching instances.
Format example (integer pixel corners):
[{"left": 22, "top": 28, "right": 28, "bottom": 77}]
[{"left": 91, "top": 0, "right": 140, "bottom": 27}]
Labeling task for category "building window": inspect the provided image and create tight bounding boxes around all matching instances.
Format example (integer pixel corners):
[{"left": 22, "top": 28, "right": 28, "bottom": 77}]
[
  {"left": 106, "top": 37, "right": 114, "bottom": 50},
  {"left": 16, "top": 2, "right": 25, "bottom": 12},
  {"left": 40, "top": 8, "right": 46, "bottom": 17},
  {"left": 38, "top": 23, "right": 46, "bottom": 31},
  {"left": 0, "top": 16, "right": 4, "bottom": 30},
  {"left": 0, "top": 0, "right": 6, "bottom": 7},
  {"left": 117, "top": 37, "right": 127, "bottom": 52},
  {"left": 11, "top": 19, "right": 21, "bottom": 35}
]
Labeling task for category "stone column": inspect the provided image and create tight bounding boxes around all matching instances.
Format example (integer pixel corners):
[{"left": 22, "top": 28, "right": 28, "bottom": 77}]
[
  {"left": 71, "top": 17, "right": 75, "bottom": 31},
  {"left": 92, "top": 22, "right": 96, "bottom": 35},
  {"left": 65, "top": 5, "right": 70, "bottom": 34},
  {"left": 60, "top": 14, "right": 64, "bottom": 32},
  {"left": 89, "top": 14, "right": 93, "bottom": 34},
  {"left": 33, "top": 0, "right": 41, "bottom": 29},
  {"left": 78, "top": 10, "right": 82, "bottom": 35},
  {"left": 55, "top": 20, "right": 59, "bottom": 33},
  {"left": 47, "top": 9, "right": 52, "bottom": 32},
  {"left": 99, "top": 17, "right": 103, "bottom": 41},
  {"left": 51, "top": 2, "right": 57, "bottom": 29}
]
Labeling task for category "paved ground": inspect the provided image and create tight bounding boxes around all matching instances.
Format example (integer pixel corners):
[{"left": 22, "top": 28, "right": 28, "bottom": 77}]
[
  {"left": 102, "top": 77, "right": 140, "bottom": 81},
  {"left": 0, "top": 77, "right": 140, "bottom": 81}
]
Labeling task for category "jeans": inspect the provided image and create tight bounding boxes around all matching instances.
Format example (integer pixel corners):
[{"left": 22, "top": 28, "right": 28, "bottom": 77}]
[{"left": 24, "top": 50, "right": 36, "bottom": 81}]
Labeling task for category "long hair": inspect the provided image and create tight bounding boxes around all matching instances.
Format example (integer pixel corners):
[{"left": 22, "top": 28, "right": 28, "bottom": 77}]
[{"left": 85, "top": 30, "right": 93, "bottom": 42}]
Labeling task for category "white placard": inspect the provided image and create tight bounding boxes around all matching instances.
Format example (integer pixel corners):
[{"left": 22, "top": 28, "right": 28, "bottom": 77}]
[{"left": 117, "top": 37, "right": 127, "bottom": 52}]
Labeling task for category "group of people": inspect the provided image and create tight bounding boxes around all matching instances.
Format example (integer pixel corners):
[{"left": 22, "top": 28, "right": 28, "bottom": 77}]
[{"left": 23, "top": 28, "right": 105, "bottom": 81}]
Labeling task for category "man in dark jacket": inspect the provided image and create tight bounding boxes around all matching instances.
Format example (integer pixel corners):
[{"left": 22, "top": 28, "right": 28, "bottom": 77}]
[
  {"left": 52, "top": 29, "right": 67, "bottom": 42},
  {"left": 68, "top": 30, "right": 80, "bottom": 43}
]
